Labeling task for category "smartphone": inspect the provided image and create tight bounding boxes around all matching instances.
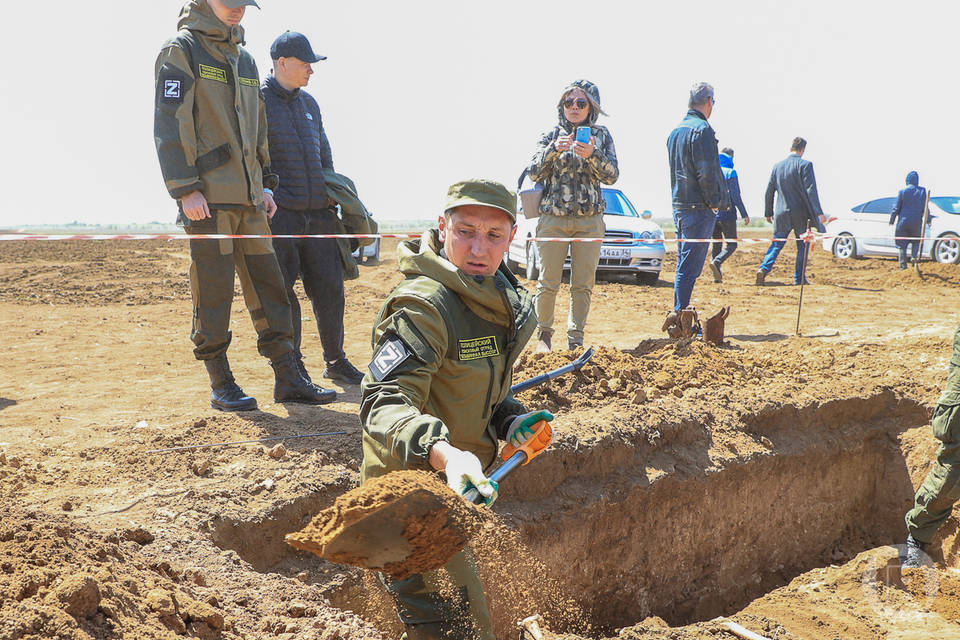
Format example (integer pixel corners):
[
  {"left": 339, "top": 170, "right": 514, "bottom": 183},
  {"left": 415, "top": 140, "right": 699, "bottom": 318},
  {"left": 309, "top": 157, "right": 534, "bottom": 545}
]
[{"left": 576, "top": 126, "right": 591, "bottom": 144}]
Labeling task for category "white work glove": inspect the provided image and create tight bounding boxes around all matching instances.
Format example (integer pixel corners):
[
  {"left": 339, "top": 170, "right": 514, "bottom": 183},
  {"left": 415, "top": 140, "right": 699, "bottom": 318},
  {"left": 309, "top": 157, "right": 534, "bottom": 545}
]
[
  {"left": 444, "top": 448, "right": 498, "bottom": 506},
  {"left": 504, "top": 410, "right": 554, "bottom": 448}
]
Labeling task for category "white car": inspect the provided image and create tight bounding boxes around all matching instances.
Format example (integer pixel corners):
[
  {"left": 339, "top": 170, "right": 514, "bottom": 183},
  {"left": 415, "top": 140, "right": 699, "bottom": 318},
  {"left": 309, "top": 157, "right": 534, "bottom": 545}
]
[
  {"left": 507, "top": 188, "right": 665, "bottom": 285},
  {"left": 824, "top": 196, "right": 960, "bottom": 264}
]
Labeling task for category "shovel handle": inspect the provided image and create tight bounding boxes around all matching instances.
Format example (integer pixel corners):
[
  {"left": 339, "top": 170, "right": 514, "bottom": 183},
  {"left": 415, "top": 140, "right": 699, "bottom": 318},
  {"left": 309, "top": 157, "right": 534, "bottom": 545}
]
[
  {"left": 500, "top": 420, "right": 553, "bottom": 466},
  {"left": 462, "top": 421, "right": 554, "bottom": 504}
]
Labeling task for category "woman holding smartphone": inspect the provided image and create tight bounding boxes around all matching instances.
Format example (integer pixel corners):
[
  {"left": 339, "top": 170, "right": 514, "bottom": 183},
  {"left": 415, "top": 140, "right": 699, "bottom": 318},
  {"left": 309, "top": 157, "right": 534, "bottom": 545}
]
[{"left": 526, "top": 79, "right": 619, "bottom": 352}]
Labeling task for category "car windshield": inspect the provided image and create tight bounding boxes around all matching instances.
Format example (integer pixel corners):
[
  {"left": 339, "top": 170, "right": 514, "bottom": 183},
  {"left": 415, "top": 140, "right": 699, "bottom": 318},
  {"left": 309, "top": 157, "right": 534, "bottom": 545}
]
[
  {"left": 602, "top": 190, "right": 639, "bottom": 217},
  {"left": 932, "top": 197, "right": 960, "bottom": 214}
]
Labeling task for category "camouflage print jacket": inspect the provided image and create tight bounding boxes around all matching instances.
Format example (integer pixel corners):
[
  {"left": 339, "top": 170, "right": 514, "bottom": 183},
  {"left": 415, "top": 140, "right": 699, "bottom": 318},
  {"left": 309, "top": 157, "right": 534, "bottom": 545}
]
[
  {"left": 153, "top": 1, "right": 277, "bottom": 210},
  {"left": 525, "top": 82, "right": 619, "bottom": 217}
]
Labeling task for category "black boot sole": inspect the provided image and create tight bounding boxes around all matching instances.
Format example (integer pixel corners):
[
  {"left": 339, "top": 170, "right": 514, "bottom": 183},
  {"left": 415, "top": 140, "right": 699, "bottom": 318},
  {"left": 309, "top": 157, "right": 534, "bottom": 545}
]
[
  {"left": 210, "top": 400, "right": 258, "bottom": 412},
  {"left": 323, "top": 372, "right": 364, "bottom": 385},
  {"left": 274, "top": 394, "right": 337, "bottom": 405}
]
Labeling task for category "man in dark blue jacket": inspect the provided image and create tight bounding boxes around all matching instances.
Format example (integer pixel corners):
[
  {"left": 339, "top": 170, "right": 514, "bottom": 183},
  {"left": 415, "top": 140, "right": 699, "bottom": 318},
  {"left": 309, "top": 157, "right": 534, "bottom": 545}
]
[
  {"left": 890, "top": 171, "right": 928, "bottom": 269},
  {"left": 666, "top": 82, "right": 730, "bottom": 320},
  {"left": 263, "top": 31, "right": 363, "bottom": 387},
  {"left": 709, "top": 148, "right": 750, "bottom": 283},
  {"left": 756, "top": 137, "right": 826, "bottom": 286}
]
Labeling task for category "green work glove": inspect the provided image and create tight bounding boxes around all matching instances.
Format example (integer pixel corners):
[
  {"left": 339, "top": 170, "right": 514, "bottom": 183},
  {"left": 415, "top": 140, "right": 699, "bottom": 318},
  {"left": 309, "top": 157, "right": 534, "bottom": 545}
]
[
  {"left": 504, "top": 410, "right": 554, "bottom": 448},
  {"left": 444, "top": 448, "right": 498, "bottom": 505}
]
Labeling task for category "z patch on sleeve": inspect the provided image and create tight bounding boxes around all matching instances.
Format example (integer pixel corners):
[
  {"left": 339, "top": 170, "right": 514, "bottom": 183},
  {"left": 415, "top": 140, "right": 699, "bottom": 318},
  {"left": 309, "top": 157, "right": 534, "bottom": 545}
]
[
  {"left": 160, "top": 74, "right": 185, "bottom": 104},
  {"left": 369, "top": 335, "right": 414, "bottom": 382}
]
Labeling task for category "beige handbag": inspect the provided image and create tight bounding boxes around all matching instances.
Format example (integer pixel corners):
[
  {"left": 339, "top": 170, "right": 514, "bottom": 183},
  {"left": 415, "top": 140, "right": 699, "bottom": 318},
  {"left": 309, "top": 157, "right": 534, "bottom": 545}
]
[{"left": 517, "top": 170, "right": 543, "bottom": 219}]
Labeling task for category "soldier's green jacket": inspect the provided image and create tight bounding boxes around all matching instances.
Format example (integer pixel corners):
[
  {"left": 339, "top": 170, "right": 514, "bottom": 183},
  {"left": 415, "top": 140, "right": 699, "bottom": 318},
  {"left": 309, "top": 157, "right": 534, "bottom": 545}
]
[
  {"left": 941, "top": 321, "right": 960, "bottom": 406},
  {"left": 359, "top": 230, "right": 537, "bottom": 482},
  {"left": 526, "top": 80, "right": 619, "bottom": 218},
  {"left": 154, "top": 1, "right": 277, "bottom": 208}
]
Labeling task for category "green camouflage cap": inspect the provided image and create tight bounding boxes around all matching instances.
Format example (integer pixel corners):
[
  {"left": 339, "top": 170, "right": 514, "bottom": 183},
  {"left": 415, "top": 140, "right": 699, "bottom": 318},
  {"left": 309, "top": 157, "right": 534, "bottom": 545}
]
[{"left": 445, "top": 179, "right": 517, "bottom": 222}]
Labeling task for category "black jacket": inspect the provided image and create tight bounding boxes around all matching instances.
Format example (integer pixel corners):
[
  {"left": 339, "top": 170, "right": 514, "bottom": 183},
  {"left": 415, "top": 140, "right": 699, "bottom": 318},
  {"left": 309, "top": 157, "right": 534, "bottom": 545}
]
[
  {"left": 667, "top": 109, "right": 730, "bottom": 211},
  {"left": 764, "top": 153, "right": 824, "bottom": 235},
  {"left": 261, "top": 75, "right": 333, "bottom": 211}
]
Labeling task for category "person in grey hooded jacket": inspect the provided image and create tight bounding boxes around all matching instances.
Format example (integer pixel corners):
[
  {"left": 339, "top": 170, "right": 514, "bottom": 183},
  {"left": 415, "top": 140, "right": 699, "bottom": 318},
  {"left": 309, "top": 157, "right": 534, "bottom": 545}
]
[{"left": 890, "top": 171, "right": 928, "bottom": 269}]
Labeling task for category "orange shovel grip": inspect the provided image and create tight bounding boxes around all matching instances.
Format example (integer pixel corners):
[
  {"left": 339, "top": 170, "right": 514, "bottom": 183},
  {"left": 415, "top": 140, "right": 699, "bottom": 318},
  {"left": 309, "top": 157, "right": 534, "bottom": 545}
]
[{"left": 500, "top": 420, "right": 553, "bottom": 465}]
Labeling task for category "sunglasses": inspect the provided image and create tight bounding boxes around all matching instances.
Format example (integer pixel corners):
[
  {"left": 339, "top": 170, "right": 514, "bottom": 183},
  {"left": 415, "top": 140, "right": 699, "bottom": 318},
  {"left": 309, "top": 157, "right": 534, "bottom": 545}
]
[{"left": 563, "top": 98, "right": 589, "bottom": 109}]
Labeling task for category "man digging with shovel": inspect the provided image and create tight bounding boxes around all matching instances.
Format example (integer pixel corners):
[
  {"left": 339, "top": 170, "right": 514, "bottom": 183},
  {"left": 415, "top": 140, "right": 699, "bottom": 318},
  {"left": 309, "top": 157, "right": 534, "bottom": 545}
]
[{"left": 358, "top": 179, "right": 552, "bottom": 640}]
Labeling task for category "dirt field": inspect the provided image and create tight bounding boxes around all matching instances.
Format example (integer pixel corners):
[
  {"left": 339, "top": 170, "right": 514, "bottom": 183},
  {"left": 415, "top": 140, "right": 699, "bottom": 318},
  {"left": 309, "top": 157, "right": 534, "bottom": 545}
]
[{"left": 2, "top": 235, "right": 960, "bottom": 640}]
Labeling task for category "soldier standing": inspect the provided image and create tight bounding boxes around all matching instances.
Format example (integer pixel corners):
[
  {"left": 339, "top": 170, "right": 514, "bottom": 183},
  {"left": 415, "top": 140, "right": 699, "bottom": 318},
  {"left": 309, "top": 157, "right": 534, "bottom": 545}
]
[
  {"left": 903, "top": 319, "right": 960, "bottom": 568},
  {"left": 154, "top": 0, "right": 333, "bottom": 410},
  {"left": 359, "top": 179, "right": 553, "bottom": 639}
]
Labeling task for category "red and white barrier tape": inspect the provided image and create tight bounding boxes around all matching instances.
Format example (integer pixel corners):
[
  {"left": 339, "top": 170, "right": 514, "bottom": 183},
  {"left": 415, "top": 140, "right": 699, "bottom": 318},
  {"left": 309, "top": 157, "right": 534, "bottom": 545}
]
[{"left": 0, "top": 232, "right": 938, "bottom": 243}]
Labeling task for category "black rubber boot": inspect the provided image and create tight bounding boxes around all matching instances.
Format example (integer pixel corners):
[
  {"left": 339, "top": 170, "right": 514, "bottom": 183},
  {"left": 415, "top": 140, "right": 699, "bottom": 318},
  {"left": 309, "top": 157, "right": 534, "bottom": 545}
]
[
  {"left": 204, "top": 355, "right": 257, "bottom": 412},
  {"left": 323, "top": 358, "right": 365, "bottom": 385},
  {"left": 272, "top": 353, "right": 337, "bottom": 404},
  {"left": 902, "top": 534, "right": 930, "bottom": 569}
]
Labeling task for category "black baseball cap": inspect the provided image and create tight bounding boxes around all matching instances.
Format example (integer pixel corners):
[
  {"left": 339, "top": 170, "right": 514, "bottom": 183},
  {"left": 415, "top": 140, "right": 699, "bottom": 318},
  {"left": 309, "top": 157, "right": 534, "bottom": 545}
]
[
  {"left": 222, "top": 0, "right": 260, "bottom": 7},
  {"left": 270, "top": 31, "right": 327, "bottom": 62}
]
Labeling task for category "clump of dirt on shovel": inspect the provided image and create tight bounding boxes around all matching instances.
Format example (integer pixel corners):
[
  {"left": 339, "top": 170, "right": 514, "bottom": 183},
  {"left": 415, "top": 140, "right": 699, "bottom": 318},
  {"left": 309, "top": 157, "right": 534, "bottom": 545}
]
[{"left": 286, "top": 470, "right": 483, "bottom": 580}]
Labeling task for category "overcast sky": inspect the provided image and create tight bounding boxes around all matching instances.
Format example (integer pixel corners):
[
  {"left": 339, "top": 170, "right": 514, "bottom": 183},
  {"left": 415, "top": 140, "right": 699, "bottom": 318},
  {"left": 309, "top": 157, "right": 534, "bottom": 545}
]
[{"left": 1, "top": 1, "right": 957, "bottom": 226}]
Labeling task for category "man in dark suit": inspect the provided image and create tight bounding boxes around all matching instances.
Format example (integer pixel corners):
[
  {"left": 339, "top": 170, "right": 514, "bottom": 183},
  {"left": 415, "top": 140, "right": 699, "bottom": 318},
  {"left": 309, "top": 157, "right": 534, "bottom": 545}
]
[{"left": 756, "top": 137, "right": 826, "bottom": 285}]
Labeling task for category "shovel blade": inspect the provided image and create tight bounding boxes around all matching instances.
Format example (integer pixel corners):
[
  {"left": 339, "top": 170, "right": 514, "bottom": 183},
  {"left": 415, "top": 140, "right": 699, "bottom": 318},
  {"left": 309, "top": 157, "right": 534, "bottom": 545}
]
[{"left": 286, "top": 470, "right": 481, "bottom": 579}]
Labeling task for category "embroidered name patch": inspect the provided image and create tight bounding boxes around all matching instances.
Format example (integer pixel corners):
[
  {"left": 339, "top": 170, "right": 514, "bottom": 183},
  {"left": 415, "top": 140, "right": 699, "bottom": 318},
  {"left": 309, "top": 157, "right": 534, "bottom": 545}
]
[
  {"left": 199, "top": 64, "right": 227, "bottom": 83},
  {"left": 369, "top": 335, "right": 413, "bottom": 382},
  {"left": 238, "top": 76, "right": 259, "bottom": 87},
  {"left": 458, "top": 336, "right": 500, "bottom": 361}
]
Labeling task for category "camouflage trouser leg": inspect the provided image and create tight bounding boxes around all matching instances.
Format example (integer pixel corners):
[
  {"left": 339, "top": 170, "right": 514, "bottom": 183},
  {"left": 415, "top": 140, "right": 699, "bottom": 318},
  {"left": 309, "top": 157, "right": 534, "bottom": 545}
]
[
  {"left": 906, "top": 399, "right": 960, "bottom": 544},
  {"left": 186, "top": 208, "right": 293, "bottom": 361},
  {"left": 380, "top": 547, "right": 495, "bottom": 640}
]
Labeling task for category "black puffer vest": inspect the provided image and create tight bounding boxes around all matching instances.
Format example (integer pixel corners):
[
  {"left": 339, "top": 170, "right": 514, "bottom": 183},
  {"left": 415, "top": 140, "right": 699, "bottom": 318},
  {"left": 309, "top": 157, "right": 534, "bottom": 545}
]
[{"left": 261, "top": 75, "right": 331, "bottom": 210}]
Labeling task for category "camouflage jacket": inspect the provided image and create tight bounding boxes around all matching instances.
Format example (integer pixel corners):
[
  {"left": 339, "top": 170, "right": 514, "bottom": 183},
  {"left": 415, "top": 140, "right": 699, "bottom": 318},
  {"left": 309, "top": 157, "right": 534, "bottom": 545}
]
[
  {"left": 941, "top": 320, "right": 960, "bottom": 406},
  {"left": 525, "top": 122, "right": 619, "bottom": 217},
  {"left": 153, "top": 1, "right": 277, "bottom": 210}
]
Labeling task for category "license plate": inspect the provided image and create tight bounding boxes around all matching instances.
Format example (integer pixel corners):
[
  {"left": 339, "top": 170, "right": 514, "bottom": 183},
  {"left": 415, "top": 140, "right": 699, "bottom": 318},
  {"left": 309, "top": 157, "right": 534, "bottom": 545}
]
[{"left": 600, "top": 247, "right": 631, "bottom": 259}]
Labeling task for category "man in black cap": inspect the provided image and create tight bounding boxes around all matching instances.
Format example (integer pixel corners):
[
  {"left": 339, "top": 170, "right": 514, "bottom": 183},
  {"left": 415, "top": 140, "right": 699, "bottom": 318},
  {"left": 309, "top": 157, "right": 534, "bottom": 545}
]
[
  {"left": 262, "top": 32, "right": 365, "bottom": 387},
  {"left": 154, "top": 1, "right": 335, "bottom": 410}
]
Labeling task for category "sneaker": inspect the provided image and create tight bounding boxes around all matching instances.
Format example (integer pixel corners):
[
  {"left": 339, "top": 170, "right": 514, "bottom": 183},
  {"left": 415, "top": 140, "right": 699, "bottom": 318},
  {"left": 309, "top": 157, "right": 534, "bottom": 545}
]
[
  {"left": 323, "top": 358, "right": 365, "bottom": 385},
  {"left": 536, "top": 332, "right": 552, "bottom": 353},
  {"left": 568, "top": 339, "right": 583, "bottom": 351},
  {"left": 709, "top": 261, "right": 722, "bottom": 283},
  {"left": 903, "top": 534, "right": 930, "bottom": 569},
  {"left": 755, "top": 270, "right": 766, "bottom": 286}
]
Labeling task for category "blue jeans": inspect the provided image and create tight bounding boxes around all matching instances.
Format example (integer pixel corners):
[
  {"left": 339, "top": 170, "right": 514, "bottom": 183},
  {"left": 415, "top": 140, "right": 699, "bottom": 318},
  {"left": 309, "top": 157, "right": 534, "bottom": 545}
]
[
  {"left": 759, "top": 231, "right": 809, "bottom": 283},
  {"left": 673, "top": 209, "right": 715, "bottom": 311}
]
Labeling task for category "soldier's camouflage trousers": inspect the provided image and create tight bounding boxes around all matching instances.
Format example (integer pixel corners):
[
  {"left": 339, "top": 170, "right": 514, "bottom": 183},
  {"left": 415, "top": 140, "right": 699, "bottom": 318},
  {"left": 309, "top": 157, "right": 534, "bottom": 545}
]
[
  {"left": 184, "top": 207, "right": 294, "bottom": 361},
  {"left": 905, "top": 391, "right": 960, "bottom": 544},
  {"left": 380, "top": 547, "right": 494, "bottom": 640}
]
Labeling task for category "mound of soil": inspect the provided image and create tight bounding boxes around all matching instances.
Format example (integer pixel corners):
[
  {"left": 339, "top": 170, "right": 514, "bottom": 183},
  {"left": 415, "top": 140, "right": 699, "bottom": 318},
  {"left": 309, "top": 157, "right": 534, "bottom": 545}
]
[{"left": 1, "top": 508, "right": 230, "bottom": 640}]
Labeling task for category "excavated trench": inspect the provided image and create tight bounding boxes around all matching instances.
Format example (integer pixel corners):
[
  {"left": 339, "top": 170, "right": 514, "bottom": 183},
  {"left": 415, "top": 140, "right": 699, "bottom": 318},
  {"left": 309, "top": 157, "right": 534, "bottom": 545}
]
[{"left": 209, "top": 390, "right": 929, "bottom": 637}]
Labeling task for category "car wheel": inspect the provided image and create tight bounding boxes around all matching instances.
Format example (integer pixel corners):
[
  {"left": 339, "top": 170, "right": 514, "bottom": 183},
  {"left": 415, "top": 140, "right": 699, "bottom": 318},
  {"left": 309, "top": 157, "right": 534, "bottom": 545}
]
[
  {"left": 525, "top": 240, "right": 539, "bottom": 280},
  {"left": 636, "top": 271, "right": 659, "bottom": 286},
  {"left": 832, "top": 233, "right": 858, "bottom": 260},
  {"left": 934, "top": 233, "right": 960, "bottom": 264}
]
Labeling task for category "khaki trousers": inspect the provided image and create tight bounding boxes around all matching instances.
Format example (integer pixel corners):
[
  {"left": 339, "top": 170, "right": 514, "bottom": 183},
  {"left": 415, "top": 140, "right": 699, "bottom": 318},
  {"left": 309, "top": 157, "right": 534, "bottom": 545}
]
[
  {"left": 381, "top": 547, "right": 494, "bottom": 640},
  {"left": 534, "top": 213, "right": 605, "bottom": 343},
  {"left": 184, "top": 207, "right": 294, "bottom": 361},
  {"left": 906, "top": 367, "right": 960, "bottom": 543}
]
